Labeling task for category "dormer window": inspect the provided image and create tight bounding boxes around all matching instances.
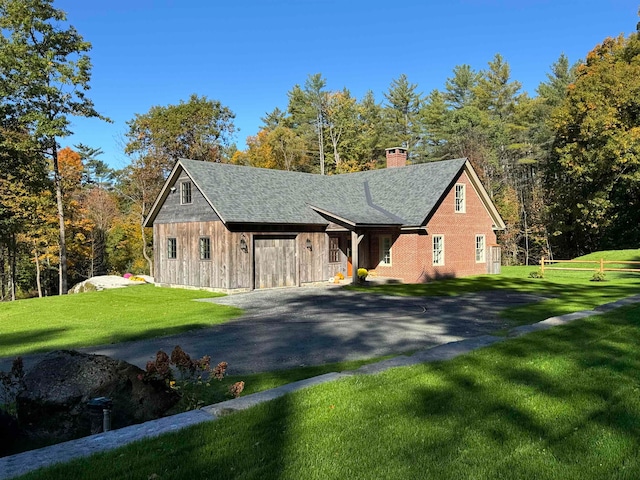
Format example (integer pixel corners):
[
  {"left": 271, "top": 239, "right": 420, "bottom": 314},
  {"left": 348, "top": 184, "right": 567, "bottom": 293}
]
[
  {"left": 181, "top": 181, "right": 192, "bottom": 205},
  {"left": 455, "top": 184, "right": 465, "bottom": 213}
]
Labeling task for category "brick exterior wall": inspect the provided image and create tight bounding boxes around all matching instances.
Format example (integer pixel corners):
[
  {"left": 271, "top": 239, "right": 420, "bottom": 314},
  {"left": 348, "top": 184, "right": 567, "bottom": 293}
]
[{"left": 368, "top": 170, "right": 498, "bottom": 282}]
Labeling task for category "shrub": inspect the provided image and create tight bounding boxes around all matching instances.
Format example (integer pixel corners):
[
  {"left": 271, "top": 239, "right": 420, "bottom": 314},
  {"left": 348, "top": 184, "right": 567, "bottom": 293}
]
[
  {"left": 140, "top": 346, "right": 239, "bottom": 410},
  {"left": 335, "top": 272, "right": 345, "bottom": 280},
  {"left": 357, "top": 268, "right": 368, "bottom": 280},
  {"left": 591, "top": 271, "right": 607, "bottom": 282},
  {"left": 528, "top": 269, "right": 544, "bottom": 279}
]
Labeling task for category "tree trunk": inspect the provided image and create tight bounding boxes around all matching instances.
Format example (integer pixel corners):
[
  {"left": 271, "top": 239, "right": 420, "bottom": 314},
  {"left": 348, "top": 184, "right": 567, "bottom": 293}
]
[
  {"left": 51, "top": 143, "right": 68, "bottom": 295},
  {"left": 0, "top": 245, "right": 5, "bottom": 300},
  {"left": 140, "top": 210, "right": 153, "bottom": 276},
  {"left": 317, "top": 112, "right": 325, "bottom": 175},
  {"left": 9, "top": 233, "right": 16, "bottom": 301},
  {"left": 34, "top": 240, "right": 42, "bottom": 298}
]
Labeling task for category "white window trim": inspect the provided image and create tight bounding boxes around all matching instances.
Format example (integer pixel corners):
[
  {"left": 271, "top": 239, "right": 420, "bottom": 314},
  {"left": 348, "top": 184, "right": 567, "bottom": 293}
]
[
  {"left": 379, "top": 235, "right": 392, "bottom": 266},
  {"left": 475, "top": 234, "right": 486, "bottom": 263},
  {"left": 433, "top": 235, "right": 444, "bottom": 266},
  {"left": 455, "top": 183, "right": 466, "bottom": 213},
  {"left": 180, "top": 181, "right": 193, "bottom": 205}
]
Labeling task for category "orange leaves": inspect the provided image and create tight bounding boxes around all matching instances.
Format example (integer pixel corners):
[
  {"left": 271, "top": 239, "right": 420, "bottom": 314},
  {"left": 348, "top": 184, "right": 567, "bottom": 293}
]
[{"left": 57, "top": 146, "right": 83, "bottom": 188}]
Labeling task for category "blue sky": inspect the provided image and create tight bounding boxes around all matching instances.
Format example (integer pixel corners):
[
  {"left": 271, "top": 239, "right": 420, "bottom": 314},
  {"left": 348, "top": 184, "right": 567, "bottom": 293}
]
[{"left": 55, "top": 0, "right": 638, "bottom": 169}]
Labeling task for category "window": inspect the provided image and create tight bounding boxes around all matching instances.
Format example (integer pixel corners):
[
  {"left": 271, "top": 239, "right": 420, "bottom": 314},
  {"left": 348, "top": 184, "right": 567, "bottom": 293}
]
[
  {"left": 180, "top": 181, "right": 192, "bottom": 205},
  {"left": 167, "top": 238, "right": 177, "bottom": 259},
  {"left": 379, "top": 236, "right": 392, "bottom": 265},
  {"left": 200, "top": 237, "right": 211, "bottom": 260},
  {"left": 475, "top": 235, "right": 486, "bottom": 263},
  {"left": 455, "top": 183, "right": 465, "bottom": 213},
  {"left": 433, "top": 235, "right": 444, "bottom": 266},
  {"left": 329, "top": 236, "right": 340, "bottom": 263}
]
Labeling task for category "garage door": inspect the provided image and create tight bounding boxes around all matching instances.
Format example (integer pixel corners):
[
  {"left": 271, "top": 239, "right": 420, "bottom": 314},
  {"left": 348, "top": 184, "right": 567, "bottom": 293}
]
[{"left": 254, "top": 236, "right": 297, "bottom": 289}]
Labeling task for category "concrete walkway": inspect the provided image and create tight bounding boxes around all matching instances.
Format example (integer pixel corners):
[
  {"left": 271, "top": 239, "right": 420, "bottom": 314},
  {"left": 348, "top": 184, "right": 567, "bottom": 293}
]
[{"left": 2, "top": 293, "right": 640, "bottom": 480}]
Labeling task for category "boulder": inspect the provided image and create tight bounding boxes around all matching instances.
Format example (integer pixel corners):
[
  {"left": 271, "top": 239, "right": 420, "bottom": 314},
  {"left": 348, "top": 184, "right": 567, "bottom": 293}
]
[
  {"left": 16, "top": 350, "right": 179, "bottom": 443},
  {"left": 69, "top": 275, "right": 146, "bottom": 294}
]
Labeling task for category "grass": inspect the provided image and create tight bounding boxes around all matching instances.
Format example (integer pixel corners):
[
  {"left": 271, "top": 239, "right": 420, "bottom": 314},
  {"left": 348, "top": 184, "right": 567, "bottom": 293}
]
[
  {"left": 349, "top": 249, "right": 640, "bottom": 328},
  {"left": 169, "top": 354, "right": 399, "bottom": 413},
  {"left": 17, "top": 302, "right": 640, "bottom": 479},
  {"left": 0, "top": 285, "right": 242, "bottom": 357}
]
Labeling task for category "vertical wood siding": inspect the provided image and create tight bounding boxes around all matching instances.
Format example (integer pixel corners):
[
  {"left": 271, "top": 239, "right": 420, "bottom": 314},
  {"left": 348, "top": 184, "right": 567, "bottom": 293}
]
[{"left": 154, "top": 221, "right": 251, "bottom": 290}]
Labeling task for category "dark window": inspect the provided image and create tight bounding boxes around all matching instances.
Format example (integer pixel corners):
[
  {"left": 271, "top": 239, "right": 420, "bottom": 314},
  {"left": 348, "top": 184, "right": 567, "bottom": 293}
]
[
  {"left": 167, "top": 238, "right": 177, "bottom": 259},
  {"left": 329, "top": 236, "right": 340, "bottom": 263},
  {"left": 199, "top": 237, "right": 211, "bottom": 260},
  {"left": 181, "top": 181, "right": 192, "bottom": 205}
]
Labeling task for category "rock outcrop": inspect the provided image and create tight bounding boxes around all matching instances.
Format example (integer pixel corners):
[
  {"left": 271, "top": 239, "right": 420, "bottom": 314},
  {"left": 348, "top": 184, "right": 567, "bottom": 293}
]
[{"left": 16, "top": 350, "right": 179, "bottom": 443}]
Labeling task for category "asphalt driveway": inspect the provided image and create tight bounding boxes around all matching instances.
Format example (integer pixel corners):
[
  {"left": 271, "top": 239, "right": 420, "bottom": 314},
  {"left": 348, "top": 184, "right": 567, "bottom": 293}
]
[{"left": 77, "top": 285, "right": 545, "bottom": 374}]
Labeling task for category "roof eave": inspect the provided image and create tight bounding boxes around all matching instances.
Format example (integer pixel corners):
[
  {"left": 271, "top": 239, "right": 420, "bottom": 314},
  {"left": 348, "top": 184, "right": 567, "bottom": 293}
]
[
  {"left": 143, "top": 161, "right": 184, "bottom": 228},
  {"left": 463, "top": 160, "right": 506, "bottom": 230}
]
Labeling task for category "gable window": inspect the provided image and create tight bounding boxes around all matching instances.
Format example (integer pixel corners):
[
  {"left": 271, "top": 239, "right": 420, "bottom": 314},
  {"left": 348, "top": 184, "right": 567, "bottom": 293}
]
[
  {"left": 180, "top": 181, "right": 192, "bottom": 205},
  {"left": 455, "top": 183, "right": 465, "bottom": 213},
  {"left": 379, "top": 235, "right": 392, "bottom": 266},
  {"left": 167, "top": 238, "right": 177, "bottom": 259},
  {"left": 329, "top": 236, "right": 340, "bottom": 263},
  {"left": 200, "top": 237, "right": 211, "bottom": 260},
  {"left": 433, "top": 235, "right": 444, "bottom": 266},
  {"left": 475, "top": 235, "right": 486, "bottom": 263}
]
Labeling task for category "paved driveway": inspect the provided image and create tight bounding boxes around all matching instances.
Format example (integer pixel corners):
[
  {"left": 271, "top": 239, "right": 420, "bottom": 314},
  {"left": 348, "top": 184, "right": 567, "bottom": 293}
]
[{"left": 75, "top": 286, "right": 544, "bottom": 374}]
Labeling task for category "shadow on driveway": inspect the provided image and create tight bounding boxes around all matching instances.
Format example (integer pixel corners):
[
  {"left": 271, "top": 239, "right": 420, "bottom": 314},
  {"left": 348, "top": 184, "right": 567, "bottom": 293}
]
[{"left": 81, "top": 286, "right": 545, "bottom": 374}]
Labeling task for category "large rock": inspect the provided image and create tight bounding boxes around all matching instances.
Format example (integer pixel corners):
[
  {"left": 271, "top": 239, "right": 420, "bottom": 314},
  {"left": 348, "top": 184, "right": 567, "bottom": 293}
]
[{"left": 16, "top": 350, "right": 179, "bottom": 443}]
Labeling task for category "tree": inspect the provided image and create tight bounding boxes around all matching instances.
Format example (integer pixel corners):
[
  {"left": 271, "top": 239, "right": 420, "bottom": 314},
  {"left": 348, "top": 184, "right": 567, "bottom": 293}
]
[
  {"left": 325, "top": 89, "right": 358, "bottom": 170},
  {"left": 547, "top": 34, "right": 640, "bottom": 256},
  {"left": 125, "top": 94, "right": 236, "bottom": 175},
  {"left": 303, "top": 74, "right": 328, "bottom": 175},
  {"left": 444, "top": 64, "right": 480, "bottom": 109},
  {"left": 75, "top": 143, "right": 114, "bottom": 189},
  {"left": 383, "top": 74, "right": 424, "bottom": 160},
  {"left": 117, "top": 157, "right": 165, "bottom": 275},
  {"left": 0, "top": 0, "right": 108, "bottom": 294}
]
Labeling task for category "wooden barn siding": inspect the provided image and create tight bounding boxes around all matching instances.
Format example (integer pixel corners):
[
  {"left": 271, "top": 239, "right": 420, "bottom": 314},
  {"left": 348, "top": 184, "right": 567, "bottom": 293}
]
[
  {"left": 154, "top": 172, "right": 220, "bottom": 224},
  {"left": 154, "top": 221, "right": 251, "bottom": 290},
  {"left": 154, "top": 222, "right": 350, "bottom": 289}
]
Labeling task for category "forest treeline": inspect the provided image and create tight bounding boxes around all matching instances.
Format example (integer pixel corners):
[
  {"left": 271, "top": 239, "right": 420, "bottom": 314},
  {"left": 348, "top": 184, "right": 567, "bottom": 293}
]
[{"left": 1, "top": 0, "right": 639, "bottom": 299}]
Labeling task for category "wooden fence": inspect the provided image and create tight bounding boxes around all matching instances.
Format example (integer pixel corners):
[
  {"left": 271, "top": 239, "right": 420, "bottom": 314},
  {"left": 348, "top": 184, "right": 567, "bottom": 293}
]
[{"left": 540, "top": 257, "right": 640, "bottom": 275}]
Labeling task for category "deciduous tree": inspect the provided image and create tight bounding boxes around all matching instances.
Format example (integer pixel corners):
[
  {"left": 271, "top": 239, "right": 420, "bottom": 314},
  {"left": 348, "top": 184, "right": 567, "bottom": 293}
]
[{"left": 0, "top": 0, "right": 108, "bottom": 294}]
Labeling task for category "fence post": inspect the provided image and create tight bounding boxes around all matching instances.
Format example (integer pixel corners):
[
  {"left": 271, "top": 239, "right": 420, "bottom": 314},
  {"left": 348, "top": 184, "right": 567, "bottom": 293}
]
[
  {"left": 600, "top": 258, "right": 604, "bottom": 273},
  {"left": 540, "top": 257, "right": 545, "bottom": 275}
]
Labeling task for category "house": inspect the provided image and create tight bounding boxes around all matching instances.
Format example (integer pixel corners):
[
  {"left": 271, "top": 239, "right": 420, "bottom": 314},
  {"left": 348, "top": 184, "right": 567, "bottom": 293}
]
[{"left": 143, "top": 148, "right": 505, "bottom": 292}]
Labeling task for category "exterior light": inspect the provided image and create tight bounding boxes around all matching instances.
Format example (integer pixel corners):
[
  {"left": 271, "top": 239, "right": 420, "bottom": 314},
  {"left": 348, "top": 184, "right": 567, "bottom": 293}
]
[
  {"left": 306, "top": 238, "right": 312, "bottom": 251},
  {"left": 240, "top": 235, "right": 248, "bottom": 253}
]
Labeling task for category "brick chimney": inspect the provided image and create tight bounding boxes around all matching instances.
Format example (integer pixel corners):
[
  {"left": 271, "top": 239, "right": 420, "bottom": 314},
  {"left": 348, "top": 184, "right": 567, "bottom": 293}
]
[{"left": 385, "top": 147, "right": 407, "bottom": 168}]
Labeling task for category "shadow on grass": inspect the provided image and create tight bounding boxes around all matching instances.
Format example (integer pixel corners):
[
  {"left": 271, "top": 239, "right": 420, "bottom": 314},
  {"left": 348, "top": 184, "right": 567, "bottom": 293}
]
[
  {"left": 390, "top": 305, "right": 640, "bottom": 477},
  {"left": 0, "top": 328, "right": 69, "bottom": 358}
]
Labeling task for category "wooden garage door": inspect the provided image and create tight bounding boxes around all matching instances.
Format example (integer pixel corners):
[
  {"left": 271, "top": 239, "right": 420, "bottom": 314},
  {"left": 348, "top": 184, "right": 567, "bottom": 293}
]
[{"left": 254, "top": 236, "right": 297, "bottom": 289}]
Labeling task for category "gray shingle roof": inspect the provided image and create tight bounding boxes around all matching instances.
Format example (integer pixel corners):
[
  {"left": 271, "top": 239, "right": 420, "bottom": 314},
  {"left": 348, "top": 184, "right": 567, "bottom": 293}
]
[{"left": 153, "top": 158, "right": 468, "bottom": 227}]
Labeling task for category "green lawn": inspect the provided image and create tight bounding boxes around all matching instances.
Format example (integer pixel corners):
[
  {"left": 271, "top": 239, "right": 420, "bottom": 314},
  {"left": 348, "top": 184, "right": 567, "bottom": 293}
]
[
  {"left": 351, "top": 250, "right": 640, "bottom": 327},
  {"left": 18, "top": 302, "right": 640, "bottom": 479},
  {"left": 0, "top": 285, "right": 242, "bottom": 357}
]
